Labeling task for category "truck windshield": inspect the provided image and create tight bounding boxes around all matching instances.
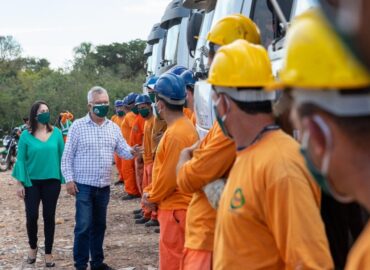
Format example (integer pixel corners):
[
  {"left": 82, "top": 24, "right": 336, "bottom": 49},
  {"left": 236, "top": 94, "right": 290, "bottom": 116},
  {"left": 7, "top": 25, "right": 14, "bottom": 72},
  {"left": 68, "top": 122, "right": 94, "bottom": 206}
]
[
  {"left": 194, "top": 10, "right": 214, "bottom": 72},
  {"left": 146, "top": 55, "right": 153, "bottom": 75},
  {"left": 164, "top": 23, "right": 181, "bottom": 66},
  {"left": 292, "top": 0, "right": 318, "bottom": 17},
  {"left": 211, "top": 0, "right": 243, "bottom": 28},
  {"left": 151, "top": 42, "right": 159, "bottom": 75}
]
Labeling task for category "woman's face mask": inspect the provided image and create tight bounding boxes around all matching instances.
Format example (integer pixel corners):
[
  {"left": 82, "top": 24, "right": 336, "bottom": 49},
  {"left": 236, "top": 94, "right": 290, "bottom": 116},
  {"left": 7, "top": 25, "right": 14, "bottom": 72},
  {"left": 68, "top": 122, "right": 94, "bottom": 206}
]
[
  {"left": 299, "top": 115, "right": 354, "bottom": 203},
  {"left": 36, "top": 112, "right": 50, "bottom": 124}
]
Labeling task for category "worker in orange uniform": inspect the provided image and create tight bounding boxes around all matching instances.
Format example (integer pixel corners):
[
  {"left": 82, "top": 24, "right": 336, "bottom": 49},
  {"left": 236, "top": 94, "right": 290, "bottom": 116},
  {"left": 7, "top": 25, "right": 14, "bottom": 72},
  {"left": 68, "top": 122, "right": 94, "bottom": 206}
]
[
  {"left": 134, "top": 76, "right": 160, "bottom": 226},
  {"left": 133, "top": 94, "right": 159, "bottom": 226},
  {"left": 112, "top": 99, "right": 126, "bottom": 124},
  {"left": 176, "top": 14, "right": 261, "bottom": 270},
  {"left": 270, "top": 9, "right": 370, "bottom": 270},
  {"left": 165, "top": 66, "right": 193, "bottom": 124},
  {"left": 59, "top": 111, "right": 74, "bottom": 143},
  {"left": 121, "top": 92, "right": 141, "bottom": 200},
  {"left": 146, "top": 76, "right": 167, "bottom": 160},
  {"left": 142, "top": 72, "right": 198, "bottom": 270},
  {"left": 180, "top": 69, "right": 196, "bottom": 125},
  {"left": 129, "top": 95, "right": 146, "bottom": 197},
  {"left": 111, "top": 99, "right": 126, "bottom": 185},
  {"left": 209, "top": 39, "right": 333, "bottom": 269}
]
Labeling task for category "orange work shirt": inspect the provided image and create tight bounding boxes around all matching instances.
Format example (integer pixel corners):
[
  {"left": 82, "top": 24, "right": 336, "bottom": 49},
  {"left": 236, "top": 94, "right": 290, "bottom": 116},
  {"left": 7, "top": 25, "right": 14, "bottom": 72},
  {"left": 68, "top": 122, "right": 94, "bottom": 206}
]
[
  {"left": 183, "top": 107, "right": 195, "bottom": 126},
  {"left": 214, "top": 130, "right": 333, "bottom": 270},
  {"left": 120, "top": 112, "right": 136, "bottom": 142},
  {"left": 345, "top": 221, "right": 370, "bottom": 270},
  {"left": 129, "top": 114, "right": 145, "bottom": 146},
  {"left": 143, "top": 116, "right": 155, "bottom": 165},
  {"left": 111, "top": 115, "right": 117, "bottom": 123},
  {"left": 148, "top": 116, "right": 198, "bottom": 210},
  {"left": 151, "top": 117, "right": 167, "bottom": 155},
  {"left": 112, "top": 114, "right": 125, "bottom": 128},
  {"left": 177, "top": 122, "right": 236, "bottom": 251}
]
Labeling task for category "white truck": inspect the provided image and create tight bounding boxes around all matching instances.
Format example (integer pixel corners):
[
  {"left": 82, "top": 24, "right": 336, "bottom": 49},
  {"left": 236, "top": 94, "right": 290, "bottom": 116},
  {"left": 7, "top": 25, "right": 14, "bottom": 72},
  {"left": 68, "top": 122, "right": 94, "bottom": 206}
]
[
  {"left": 146, "top": 23, "right": 166, "bottom": 78},
  {"left": 186, "top": 0, "right": 318, "bottom": 138},
  {"left": 143, "top": 0, "right": 318, "bottom": 137}
]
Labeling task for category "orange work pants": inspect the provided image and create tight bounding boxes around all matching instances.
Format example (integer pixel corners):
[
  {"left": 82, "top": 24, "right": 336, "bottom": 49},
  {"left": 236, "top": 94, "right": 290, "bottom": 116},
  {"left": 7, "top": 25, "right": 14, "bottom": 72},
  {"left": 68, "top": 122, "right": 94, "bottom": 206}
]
[
  {"left": 180, "top": 248, "right": 212, "bottom": 270},
  {"left": 158, "top": 209, "right": 187, "bottom": 270},
  {"left": 114, "top": 154, "right": 124, "bottom": 182},
  {"left": 121, "top": 158, "right": 140, "bottom": 196},
  {"left": 142, "top": 163, "right": 157, "bottom": 220},
  {"left": 135, "top": 157, "right": 144, "bottom": 195}
]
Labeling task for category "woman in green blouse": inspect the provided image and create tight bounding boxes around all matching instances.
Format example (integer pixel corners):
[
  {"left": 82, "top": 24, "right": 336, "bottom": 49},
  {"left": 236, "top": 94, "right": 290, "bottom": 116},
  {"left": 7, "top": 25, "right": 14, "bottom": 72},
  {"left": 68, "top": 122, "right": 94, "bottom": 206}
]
[{"left": 12, "top": 100, "right": 65, "bottom": 268}]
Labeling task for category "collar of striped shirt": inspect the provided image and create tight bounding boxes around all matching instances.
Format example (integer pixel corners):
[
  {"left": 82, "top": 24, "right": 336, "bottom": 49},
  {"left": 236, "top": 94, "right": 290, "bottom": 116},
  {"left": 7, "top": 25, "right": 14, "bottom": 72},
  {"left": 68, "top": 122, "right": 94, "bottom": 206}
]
[{"left": 85, "top": 113, "right": 109, "bottom": 126}]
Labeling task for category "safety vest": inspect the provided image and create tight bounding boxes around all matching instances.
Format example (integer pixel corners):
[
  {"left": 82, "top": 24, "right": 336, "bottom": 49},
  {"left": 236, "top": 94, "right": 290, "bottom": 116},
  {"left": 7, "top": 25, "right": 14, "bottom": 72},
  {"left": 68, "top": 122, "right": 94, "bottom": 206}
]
[{"left": 60, "top": 119, "right": 72, "bottom": 136}]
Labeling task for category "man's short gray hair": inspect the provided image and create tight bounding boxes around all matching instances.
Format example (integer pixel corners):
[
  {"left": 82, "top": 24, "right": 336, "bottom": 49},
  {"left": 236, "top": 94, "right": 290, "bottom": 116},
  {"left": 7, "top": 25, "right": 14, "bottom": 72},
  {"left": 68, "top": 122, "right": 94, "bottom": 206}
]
[{"left": 87, "top": 86, "right": 108, "bottom": 103}]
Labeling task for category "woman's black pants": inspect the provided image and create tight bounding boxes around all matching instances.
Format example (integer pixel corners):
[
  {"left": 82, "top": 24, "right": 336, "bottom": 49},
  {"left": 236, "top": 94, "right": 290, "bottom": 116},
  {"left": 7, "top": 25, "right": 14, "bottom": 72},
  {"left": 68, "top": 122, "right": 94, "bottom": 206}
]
[{"left": 24, "top": 179, "right": 61, "bottom": 254}]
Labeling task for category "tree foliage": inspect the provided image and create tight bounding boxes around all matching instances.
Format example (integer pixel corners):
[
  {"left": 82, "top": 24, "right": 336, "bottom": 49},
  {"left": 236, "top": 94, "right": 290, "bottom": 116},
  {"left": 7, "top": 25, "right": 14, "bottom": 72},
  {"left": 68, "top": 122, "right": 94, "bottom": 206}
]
[{"left": 0, "top": 36, "right": 146, "bottom": 134}]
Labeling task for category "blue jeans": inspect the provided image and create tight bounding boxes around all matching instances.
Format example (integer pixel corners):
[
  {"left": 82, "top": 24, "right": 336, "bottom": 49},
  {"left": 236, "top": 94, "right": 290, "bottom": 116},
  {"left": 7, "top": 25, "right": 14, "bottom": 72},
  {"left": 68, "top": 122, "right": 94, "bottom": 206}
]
[{"left": 73, "top": 183, "right": 110, "bottom": 270}]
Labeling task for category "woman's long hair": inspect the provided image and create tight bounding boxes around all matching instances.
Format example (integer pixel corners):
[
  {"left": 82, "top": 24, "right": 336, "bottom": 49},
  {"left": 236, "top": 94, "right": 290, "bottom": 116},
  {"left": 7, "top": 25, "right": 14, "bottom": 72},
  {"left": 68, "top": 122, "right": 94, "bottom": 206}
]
[{"left": 29, "top": 100, "right": 53, "bottom": 135}]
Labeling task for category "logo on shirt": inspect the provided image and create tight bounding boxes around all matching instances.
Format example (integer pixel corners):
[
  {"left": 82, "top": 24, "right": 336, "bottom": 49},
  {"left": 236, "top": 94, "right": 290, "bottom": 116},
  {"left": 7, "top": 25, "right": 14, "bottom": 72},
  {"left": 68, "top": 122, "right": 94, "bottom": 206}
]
[{"left": 230, "top": 188, "right": 245, "bottom": 209}]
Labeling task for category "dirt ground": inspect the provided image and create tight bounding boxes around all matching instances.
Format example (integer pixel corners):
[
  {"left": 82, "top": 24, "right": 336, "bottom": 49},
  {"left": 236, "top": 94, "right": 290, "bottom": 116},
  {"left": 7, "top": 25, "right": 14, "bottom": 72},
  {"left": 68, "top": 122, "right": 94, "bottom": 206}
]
[{"left": 0, "top": 169, "right": 159, "bottom": 270}]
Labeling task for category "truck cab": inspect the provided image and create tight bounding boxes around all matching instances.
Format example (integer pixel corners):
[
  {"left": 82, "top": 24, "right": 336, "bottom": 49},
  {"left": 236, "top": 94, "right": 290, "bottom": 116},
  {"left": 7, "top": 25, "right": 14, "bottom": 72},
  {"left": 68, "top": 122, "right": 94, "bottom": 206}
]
[
  {"left": 146, "top": 23, "right": 166, "bottom": 78},
  {"left": 158, "top": 0, "right": 192, "bottom": 74},
  {"left": 191, "top": 0, "right": 319, "bottom": 138},
  {"left": 144, "top": 44, "right": 153, "bottom": 77}
]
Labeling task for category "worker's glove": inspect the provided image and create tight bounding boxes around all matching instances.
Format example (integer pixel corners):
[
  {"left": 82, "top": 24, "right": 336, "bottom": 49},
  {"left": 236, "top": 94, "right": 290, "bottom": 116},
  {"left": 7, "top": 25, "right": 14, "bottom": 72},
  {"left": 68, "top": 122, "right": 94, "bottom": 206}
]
[{"left": 202, "top": 179, "right": 225, "bottom": 209}]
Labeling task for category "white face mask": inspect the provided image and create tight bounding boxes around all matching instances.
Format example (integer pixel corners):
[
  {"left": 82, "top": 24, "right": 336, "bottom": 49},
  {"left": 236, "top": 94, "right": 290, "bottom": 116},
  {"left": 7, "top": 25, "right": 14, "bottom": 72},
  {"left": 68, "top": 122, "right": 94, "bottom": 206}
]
[
  {"left": 301, "top": 115, "right": 354, "bottom": 203},
  {"left": 213, "top": 95, "right": 232, "bottom": 139},
  {"left": 153, "top": 101, "right": 163, "bottom": 120}
]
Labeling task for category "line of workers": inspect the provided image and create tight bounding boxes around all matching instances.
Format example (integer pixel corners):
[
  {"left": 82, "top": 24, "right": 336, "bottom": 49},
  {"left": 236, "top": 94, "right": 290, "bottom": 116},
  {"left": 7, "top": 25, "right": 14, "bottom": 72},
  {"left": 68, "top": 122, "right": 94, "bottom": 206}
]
[{"left": 110, "top": 8, "right": 370, "bottom": 270}]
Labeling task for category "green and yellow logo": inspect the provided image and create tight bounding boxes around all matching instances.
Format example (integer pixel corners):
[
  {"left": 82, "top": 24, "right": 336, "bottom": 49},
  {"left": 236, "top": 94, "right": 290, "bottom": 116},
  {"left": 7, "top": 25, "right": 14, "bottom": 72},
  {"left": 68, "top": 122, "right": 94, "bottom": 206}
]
[{"left": 230, "top": 188, "right": 245, "bottom": 209}]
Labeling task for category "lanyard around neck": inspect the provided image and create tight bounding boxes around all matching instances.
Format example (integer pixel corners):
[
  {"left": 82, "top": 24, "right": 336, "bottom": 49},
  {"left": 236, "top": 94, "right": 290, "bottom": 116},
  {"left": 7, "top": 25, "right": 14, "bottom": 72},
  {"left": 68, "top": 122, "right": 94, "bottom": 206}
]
[{"left": 237, "top": 124, "right": 280, "bottom": 151}]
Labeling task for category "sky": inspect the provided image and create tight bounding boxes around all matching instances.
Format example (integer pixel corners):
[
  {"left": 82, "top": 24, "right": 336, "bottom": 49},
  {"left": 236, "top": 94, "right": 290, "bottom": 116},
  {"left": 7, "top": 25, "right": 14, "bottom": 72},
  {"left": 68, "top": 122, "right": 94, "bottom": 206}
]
[{"left": 0, "top": 0, "right": 169, "bottom": 69}]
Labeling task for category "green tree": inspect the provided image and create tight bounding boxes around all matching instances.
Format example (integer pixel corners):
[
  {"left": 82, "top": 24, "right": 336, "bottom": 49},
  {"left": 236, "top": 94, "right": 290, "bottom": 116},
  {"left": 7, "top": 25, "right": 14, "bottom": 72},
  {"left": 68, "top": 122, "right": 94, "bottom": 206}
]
[{"left": 0, "top": 35, "right": 22, "bottom": 61}]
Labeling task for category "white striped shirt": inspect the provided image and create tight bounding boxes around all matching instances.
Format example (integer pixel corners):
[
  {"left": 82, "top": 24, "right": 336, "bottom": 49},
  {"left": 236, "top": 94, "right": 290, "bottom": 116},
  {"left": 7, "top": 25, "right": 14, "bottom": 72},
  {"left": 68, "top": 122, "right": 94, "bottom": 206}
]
[{"left": 61, "top": 113, "right": 133, "bottom": 187}]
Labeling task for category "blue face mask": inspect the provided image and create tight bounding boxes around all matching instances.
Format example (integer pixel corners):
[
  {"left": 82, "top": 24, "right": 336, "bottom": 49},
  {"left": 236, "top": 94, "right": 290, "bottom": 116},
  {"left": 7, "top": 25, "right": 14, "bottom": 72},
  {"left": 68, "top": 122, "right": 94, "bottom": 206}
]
[{"left": 299, "top": 116, "right": 354, "bottom": 203}]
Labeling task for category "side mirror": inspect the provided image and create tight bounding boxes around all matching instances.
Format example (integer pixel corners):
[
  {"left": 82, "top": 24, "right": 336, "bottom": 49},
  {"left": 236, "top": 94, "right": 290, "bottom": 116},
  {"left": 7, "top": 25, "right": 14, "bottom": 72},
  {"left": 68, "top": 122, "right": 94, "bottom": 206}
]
[{"left": 187, "top": 11, "right": 204, "bottom": 58}]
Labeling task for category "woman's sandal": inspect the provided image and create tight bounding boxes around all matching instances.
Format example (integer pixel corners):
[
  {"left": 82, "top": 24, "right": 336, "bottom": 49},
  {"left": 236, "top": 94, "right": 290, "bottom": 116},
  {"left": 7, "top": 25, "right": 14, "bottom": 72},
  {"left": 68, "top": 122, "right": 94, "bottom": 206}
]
[
  {"left": 26, "top": 247, "right": 38, "bottom": 264},
  {"left": 45, "top": 255, "right": 55, "bottom": 268}
]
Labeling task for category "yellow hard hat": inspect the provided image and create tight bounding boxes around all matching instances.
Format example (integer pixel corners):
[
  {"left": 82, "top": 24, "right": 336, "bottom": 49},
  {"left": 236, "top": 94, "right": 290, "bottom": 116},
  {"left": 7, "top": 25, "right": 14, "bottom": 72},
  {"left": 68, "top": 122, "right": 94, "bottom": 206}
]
[
  {"left": 276, "top": 9, "right": 370, "bottom": 90},
  {"left": 207, "top": 14, "right": 261, "bottom": 46},
  {"left": 208, "top": 39, "right": 274, "bottom": 88}
]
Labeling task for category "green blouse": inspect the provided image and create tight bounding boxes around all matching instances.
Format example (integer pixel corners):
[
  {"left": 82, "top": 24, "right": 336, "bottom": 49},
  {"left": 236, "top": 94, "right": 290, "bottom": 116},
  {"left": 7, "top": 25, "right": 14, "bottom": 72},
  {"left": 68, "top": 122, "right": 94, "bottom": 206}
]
[{"left": 12, "top": 127, "right": 65, "bottom": 187}]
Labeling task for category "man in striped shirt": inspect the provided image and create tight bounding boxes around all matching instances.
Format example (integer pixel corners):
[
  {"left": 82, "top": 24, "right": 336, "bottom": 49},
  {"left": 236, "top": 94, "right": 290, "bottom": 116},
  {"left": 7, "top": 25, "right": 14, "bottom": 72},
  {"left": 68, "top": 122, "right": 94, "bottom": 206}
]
[{"left": 61, "top": 86, "right": 139, "bottom": 270}]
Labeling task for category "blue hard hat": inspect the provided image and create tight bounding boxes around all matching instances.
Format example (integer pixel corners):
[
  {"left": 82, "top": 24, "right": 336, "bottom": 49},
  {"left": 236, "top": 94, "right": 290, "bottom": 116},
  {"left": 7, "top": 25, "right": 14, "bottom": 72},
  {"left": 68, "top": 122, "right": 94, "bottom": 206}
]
[
  {"left": 154, "top": 73, "right": 186, "bottom": 104},
  {"left": 145, "top": 75, "right": 159, "bottom": 90},
  {"left": 180, "top": 70, "right": 196, "bottom": 87},
  {"left": 122, "top": 96, "right": 128, "bottom": 106},
  {"left": 167, "top": 65, "right": 187, "bottom": 76},
  {"left": 135, "top": 94, "right": 152, "bottom": 106},
  {"left": 114, "top": 99, "right": 124, "bottom": 107},
  {"left": 126, "top": 92, "right": 139, "bottom": 105}
]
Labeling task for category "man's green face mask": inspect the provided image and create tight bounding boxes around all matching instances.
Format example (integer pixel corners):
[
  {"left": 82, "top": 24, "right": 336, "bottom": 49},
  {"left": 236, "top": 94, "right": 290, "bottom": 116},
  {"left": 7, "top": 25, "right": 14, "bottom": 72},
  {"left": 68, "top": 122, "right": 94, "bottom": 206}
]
[{"left": 92, "top": 103, "right": 109, "bottom": 118}]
